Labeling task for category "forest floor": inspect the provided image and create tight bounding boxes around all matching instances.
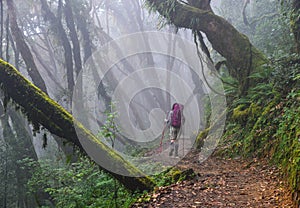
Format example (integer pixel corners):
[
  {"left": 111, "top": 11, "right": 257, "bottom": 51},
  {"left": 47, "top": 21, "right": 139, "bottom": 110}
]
[{"left": 132, "top": 151, "right": 295, "bottom": 208}]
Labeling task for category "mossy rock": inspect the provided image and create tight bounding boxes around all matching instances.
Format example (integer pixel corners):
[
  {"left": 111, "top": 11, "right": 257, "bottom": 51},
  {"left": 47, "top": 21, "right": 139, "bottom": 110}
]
[
  {"left": 168, "top": 168, "right": 196, "bottom": 183},
  {"left": 156, "top": 168, "right": 197, "bottom": 186}
]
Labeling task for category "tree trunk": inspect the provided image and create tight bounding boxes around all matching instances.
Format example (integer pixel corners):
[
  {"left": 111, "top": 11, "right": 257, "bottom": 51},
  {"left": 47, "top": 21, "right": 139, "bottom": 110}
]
[
  {"left": 6, "top": 0, "right": 48, "bottom": 93},
  {"left": 292, "top": 0, "right": 300, "bottom": 53},
  {"left": 0, "top": 0, "right": 3, "bottom": 58},
  {"left": 5, "top": 12, "right": 9, "bottom": 61},
  {"left": 75, "top": 10, "right": 92, "bottom": 63},
  {"left": 0, "top": 59, "right": 155, "bottom": 192},
  {"left": 3, "top": 146, "right": 8, "bottom": 208},
  {"left": 40, "top": 0, "right": 74, "bottom": 96},
  {"left": 146, "top": 0, "right": 268, "bottom": 94},
  {"left": 0, "top": 103, "right": 37, "bottom": 207},
  {"left": 64, "top": 0, "right": 82, "bottom": 76}
]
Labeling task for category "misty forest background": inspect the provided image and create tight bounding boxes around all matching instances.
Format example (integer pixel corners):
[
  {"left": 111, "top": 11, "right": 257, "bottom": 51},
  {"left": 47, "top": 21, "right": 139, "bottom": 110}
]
[{"left": 0, "top": 0, "right": 299, "bottom": 207}]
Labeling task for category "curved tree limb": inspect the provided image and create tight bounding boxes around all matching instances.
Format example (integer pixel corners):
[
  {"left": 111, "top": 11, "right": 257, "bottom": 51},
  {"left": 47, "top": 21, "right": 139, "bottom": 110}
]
[
  {"left": 0, "top": 59, "right": 155, "bottom": 192},
  {"left": 242, "top": 0, "right": 250, "bottom": 27},
  {"left": 146, "top": 0, "right": 268, "bottom": 94}
]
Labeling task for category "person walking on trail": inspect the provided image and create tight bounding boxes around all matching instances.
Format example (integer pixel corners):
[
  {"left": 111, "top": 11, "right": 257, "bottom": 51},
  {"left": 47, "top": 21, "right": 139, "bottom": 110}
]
[{"left": 165, "top": 103, "right": 184, "bottom": 157}]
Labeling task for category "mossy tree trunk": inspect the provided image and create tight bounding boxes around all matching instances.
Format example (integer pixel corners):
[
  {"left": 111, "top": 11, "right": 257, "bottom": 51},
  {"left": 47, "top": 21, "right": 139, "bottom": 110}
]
[
  {"left": 146, "top": 0, "right": 268, "bottom": 94},
  {"left": 0, "top": 59, "right": 155, "bottom": 192}
]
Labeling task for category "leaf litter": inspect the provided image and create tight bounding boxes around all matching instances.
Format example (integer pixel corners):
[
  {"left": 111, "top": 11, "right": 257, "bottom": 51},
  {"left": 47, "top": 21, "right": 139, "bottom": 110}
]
[{"left": 132, "top": 151, "right": 294, "bottom": 208}]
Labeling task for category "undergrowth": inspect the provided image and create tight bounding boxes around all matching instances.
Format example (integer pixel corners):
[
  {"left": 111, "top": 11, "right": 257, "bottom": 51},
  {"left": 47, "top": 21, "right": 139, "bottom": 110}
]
[
  {"left": 23, "top": 156, "right": 139, "bottom": 208},
  {"left": 219, "top": 53, "right": 300, "bottom": 205}
]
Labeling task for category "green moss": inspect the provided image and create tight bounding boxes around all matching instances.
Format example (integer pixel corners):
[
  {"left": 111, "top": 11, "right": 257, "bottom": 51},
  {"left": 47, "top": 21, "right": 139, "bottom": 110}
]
[
  {"left": 0, "top": 59, "right": 155, "bottom": 192},
  {"left": 155, "top": 167, "right": 196, "bottom": 187},
  {"left": 231, "top": 103, "right": 261, "bottom": 126},
  {"left": 195, "top": 128, "right": 209, "bottom": 150},
  {"left": 170, "top": 168, "right": 196, "bottom": 182},
  {"left": 232, "top": 104, "right": 249, "bottom": 122},
  {"left": 249, "top": 103, "right": 261, "bottom": 117},
  {"left": 271, "top": 99, "right": 300, "bottom": 197}
]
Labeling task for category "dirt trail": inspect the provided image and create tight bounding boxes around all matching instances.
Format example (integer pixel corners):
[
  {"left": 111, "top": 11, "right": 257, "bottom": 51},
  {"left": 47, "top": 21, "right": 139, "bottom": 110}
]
[{"left": 132, "top": 152, "right": 294, "bottom": 208}]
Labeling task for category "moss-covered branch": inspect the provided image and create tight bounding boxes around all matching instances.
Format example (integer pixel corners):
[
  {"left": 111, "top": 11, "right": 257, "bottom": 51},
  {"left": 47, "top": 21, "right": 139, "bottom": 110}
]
[
  {"left": 0, "top": 59, "right": 155, "bottom": 191},
  {"left": 146, "top": 0, "right": 268, "bottom": 94}
]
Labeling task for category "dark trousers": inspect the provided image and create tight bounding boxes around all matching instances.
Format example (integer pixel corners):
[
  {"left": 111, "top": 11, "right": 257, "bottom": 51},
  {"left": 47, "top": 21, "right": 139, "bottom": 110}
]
[{"left": 169, "top": 126, "right": 180, "bottom": 156}]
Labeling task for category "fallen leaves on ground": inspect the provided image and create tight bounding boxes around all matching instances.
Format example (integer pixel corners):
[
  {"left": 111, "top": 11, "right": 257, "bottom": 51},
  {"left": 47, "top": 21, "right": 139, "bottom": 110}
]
[{"left": 132, "top": 152, "right": 294, "bottom": 208}]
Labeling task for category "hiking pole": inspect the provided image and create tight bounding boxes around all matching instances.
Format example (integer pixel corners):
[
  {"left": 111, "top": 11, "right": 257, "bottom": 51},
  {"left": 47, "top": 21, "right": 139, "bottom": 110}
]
[
  {"left": 177, "top": 126, "right": 184, "bottom": 156},
  {"left": 182, "top": 126, "right": 184, "bottom": 156},
  {"left": 159, "top": 123, "right": 167, "bottom": 153}
]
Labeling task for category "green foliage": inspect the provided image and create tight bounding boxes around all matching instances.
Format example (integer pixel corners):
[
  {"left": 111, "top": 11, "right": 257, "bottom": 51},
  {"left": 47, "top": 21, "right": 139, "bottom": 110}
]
[
  {"left": 232, "top": 103, "right": 261, "bottom": 125},
  {"left": 271, "top": 53, "right": 300, "bottom": 93},
  {"left": 25, "top": 153, "right": 197, "bottom": 208},
  {"left": 222, "top": 75, "right": 239, "bottom": 97},
  {"left": 145, "top": 0, "right": 176, "bottom": 24},
  {"left": 0, "top": 143, "right": 22, "bottom": 208},
  {"left": 25, "top": 156, "right": 138, "bottom": 208},
  {"left": 271, "top": 91, "right": 300, "bottom": 191},
  {"left": 219, "top": 53, "right": 300, "bottom": 201},
  {"left": 22, "top": 102, "right": 150, "bottom": 207},
  {"left": 253, "top": 11, "right": 293, "bottom": 57},
  {"left": 97, "top": 102, "right": 119, "bottom": 148},
  {"left": 219, "top": 0, "right": 294, "bottom": 57}
]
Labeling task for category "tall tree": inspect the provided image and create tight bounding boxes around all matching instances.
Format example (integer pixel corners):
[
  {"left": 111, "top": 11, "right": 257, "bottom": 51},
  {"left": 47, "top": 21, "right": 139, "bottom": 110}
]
[
  {"left": 64, "top": 0, "right": 82, "bottom": 76},
  {"left": 0, "top": 0, "right": 3, "bottom": 58},
  {"left": 40, "top": 0, "right": 74, "bottom": 97},
  {"left": 291, "top": 0, "right": 300, "bottom": 53},
  {"left": 6, "top": 0, "right": 48, "bottom": 93}
]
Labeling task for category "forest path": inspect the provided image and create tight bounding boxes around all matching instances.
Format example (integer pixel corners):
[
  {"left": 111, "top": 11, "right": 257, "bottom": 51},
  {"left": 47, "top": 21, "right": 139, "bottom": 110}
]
[{"left": 132, "top": 152, "right": 294, "bottom": 208}]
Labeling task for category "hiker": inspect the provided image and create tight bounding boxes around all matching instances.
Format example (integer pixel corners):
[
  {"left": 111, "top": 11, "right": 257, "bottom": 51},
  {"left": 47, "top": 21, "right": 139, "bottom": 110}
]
[{"left": 165, "top": 103, "right": 184, "bottom": 157}]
